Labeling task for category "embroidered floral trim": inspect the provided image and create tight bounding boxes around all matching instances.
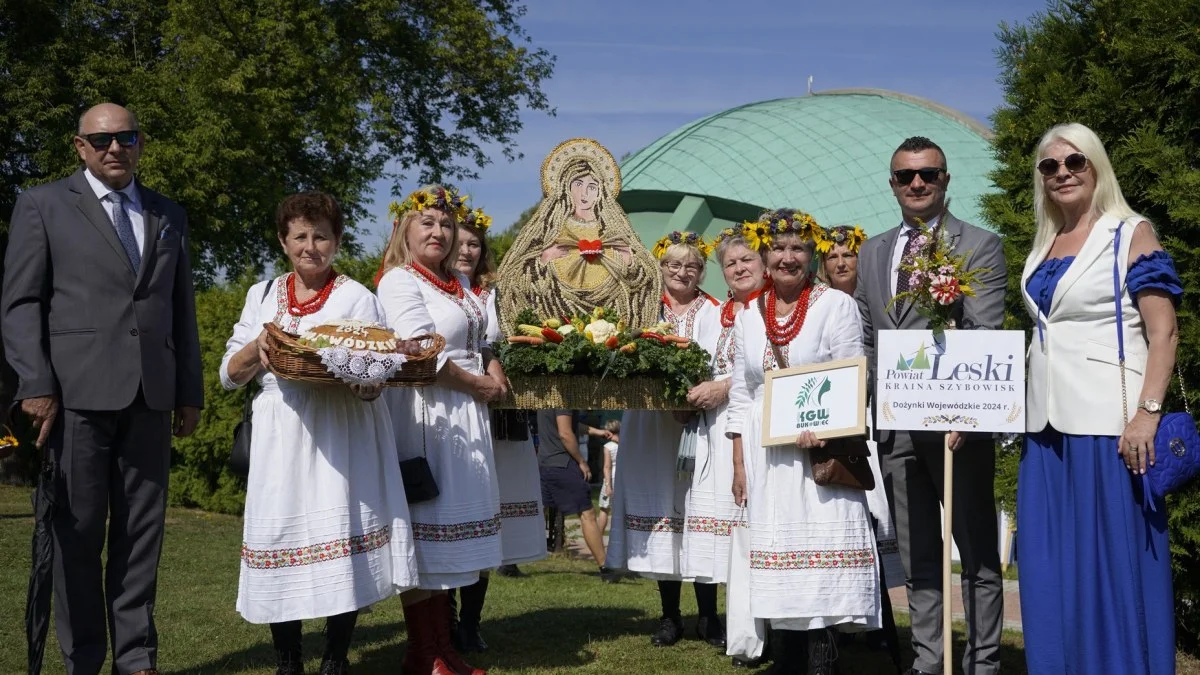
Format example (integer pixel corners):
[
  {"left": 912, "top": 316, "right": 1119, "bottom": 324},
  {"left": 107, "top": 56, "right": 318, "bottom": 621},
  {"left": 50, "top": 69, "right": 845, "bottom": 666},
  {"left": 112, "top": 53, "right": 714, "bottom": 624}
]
[
  {"left": 749, "top": 547, "right": 875, "bottom": 570},
  {"left": 412, "top": 514, "right": 501, "bottom": 542},
  {"left": 408, "top": 267, "right": 487, "bottom": 354},
  {"left": 661, "top": 295, "right": 706, "bottom": 339},
  {"left": 713, "top": 323, "right": 736, "bottom": 377},
  {"left": 625, "top": 514, "right": 684, "bottom": 534},
  {"left": 500, "top": 501, "right": 540, "bottom": 519},
  {"left": 241, "top": 526, "right": 391, "bottom": 570},
  {"left": 272, "top": 274, "right": 350, "bottom": 334},
  {"left": 686, "top": 515, "right": 746, "bottom": 536}
]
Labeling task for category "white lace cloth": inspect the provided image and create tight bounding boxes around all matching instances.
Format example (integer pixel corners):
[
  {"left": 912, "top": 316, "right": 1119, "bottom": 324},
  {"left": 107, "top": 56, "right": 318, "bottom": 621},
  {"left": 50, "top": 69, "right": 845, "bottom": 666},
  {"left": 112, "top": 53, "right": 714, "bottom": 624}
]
[{"left": 317, "top": 346, "right": 408, "bottom": 386}]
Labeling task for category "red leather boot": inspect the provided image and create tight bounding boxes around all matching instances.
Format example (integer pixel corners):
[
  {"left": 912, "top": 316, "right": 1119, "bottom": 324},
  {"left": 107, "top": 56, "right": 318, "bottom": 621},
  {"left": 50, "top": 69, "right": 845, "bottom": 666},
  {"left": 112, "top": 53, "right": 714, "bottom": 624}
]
[
  {"left": 431, "top": 592, "right": 486, "bottom": 675},
  {"left": 402, "top": 597, "right": 457, "bottom": 675}
]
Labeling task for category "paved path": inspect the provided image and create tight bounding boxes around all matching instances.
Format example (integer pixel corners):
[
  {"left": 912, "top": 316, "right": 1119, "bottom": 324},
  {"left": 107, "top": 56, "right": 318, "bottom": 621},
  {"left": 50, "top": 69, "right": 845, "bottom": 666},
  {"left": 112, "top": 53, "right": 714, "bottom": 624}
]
[{"left": 561, "top": 520, "right": 1024, "bottom": 632}]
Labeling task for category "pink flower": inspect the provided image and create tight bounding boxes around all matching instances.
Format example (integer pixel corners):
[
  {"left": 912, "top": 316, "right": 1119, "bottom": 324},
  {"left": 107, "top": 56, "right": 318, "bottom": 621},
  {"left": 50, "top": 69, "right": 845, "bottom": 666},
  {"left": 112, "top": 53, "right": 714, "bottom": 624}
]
[
  {"left": 939, "top": 264, "right": 955, "bottom": 275},
  {"left": 914, "top": 234, "right": 929, "bottom": 249},
  {"left": 929, "top": 275, "right": 961, "bottom": 305},
  {"left": 908, "top": 271, "right": 924, "bottom": 288}
]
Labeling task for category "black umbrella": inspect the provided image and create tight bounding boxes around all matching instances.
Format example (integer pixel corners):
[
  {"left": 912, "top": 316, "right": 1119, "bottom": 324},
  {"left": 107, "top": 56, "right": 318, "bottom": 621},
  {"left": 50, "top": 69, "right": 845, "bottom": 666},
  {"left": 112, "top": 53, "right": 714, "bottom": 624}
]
[{"left": 13, "top": 402, "right": 54, "bottom": 675}]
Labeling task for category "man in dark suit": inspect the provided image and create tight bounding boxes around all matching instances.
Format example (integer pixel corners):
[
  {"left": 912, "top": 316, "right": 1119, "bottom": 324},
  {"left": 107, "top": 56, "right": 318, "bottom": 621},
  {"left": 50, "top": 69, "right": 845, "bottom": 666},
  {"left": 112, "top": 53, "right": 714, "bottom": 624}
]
[
  {"left": 2, "top": 102, "right": 202, "bottom": 675},
  {"left": 854, "top": 136, "right": 1005, "bottom": 675}
]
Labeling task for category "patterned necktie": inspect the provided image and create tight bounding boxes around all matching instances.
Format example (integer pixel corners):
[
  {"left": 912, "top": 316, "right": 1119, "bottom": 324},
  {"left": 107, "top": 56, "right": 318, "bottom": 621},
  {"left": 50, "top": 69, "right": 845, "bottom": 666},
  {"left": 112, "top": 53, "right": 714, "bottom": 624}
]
[
  {"left": 894, "top": 228, "right": 922, "bottom": 303},
  {"left": 109, "top": 191, "right": 141, "bottom": 271}
]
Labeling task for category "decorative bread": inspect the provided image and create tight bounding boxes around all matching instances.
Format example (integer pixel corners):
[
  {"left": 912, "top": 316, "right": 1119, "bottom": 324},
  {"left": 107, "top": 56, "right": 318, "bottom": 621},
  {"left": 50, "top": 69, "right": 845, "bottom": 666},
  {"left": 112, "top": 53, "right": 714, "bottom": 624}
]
[{"left": 297, "top": 319, "right": 399, "bottom": 352}]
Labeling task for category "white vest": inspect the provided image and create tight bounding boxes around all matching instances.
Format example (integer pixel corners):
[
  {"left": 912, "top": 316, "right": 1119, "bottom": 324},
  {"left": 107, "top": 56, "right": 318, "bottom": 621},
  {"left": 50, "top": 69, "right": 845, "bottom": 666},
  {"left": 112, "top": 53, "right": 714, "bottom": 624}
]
[{"left": 1021, "top": 214, "right": 1147, "bottom": 436}]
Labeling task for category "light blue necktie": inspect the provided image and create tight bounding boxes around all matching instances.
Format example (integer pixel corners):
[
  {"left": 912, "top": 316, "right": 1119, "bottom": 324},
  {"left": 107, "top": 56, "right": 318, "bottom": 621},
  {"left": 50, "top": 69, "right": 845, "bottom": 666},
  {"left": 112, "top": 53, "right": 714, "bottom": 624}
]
[{"left": 109, "top": 192, "right": 141, "bottom": 271}]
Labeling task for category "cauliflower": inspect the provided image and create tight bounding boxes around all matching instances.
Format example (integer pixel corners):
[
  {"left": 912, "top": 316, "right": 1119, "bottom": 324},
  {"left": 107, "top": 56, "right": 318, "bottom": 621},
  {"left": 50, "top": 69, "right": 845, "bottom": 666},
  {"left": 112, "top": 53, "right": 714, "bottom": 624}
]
[{"left": 584, "top": 319, "right": 618, "bottom": 345}]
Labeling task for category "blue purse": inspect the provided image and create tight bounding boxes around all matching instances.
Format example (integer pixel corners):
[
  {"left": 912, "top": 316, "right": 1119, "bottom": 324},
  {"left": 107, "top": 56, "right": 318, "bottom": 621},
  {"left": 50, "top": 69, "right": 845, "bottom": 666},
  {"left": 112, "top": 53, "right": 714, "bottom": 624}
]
[{"left": 1113, "top": 222, "right": 1200, "bottom": 504}]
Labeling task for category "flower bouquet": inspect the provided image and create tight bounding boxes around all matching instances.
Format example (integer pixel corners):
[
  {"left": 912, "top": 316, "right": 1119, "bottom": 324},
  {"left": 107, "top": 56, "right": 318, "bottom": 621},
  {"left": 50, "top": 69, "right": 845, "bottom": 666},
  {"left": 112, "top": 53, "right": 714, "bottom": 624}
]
[
  {"left": 886, "top": 211, "right": 990, "bottom": 334},
  {"left": 493, "top": 306, "right": 712, "bottom": 410}
]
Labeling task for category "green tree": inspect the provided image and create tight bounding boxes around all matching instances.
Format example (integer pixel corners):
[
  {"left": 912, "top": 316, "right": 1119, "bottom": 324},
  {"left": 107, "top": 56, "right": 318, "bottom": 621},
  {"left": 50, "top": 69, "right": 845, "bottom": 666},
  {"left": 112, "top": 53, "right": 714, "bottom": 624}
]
[
  {"left": 489, "top": 204, "right": 537, "bottom": 265},
  {"left": 983, "top": 0, "right": 1200, "bottom": 650},
  {"left": 0, "top": 0, "right": 554, "bottom": 285}
]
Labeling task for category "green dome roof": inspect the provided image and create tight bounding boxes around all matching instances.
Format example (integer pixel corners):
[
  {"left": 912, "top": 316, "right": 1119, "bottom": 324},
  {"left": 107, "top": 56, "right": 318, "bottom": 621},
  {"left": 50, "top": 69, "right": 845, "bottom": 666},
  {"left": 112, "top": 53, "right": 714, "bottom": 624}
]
[{"left": 619, "top": 89, "right": 996, "bottom": 235}]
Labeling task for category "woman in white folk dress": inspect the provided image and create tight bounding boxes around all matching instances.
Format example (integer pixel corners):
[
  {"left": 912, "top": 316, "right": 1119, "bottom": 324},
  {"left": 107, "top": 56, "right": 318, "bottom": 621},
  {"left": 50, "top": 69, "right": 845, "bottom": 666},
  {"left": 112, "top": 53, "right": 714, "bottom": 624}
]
[
  {"left": 702, "top": 229, "right": 771, "bottom": 669},
  {"left": 606, "top": 231, "right": 726, "bottom": 649},
  {"left": 220, "top": 192, "right": 418, "bottom": 675},
  {"left": 376, "top": 186, "right": 506, "bottom": 675},
  {"left": 444, "top": 205, "right": 547, "bottom": 655},
  {"left": 728, "top": 209, "right": 881, "bottom": 675},
  {"left": 817, "top": 225, "right": 904, "bottom": 652}
]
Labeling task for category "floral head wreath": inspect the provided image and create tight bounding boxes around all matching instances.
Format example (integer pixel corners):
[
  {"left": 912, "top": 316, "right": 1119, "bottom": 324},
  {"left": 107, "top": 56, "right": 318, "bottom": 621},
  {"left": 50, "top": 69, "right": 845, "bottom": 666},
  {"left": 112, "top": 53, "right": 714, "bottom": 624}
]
[
  {"left": 816, "top": 225, "right": 867, "bottom": 254},
  {"left": 652, "top": 230, "right": 713, "bottom": 260},
  {"left": 389, "top": 186, "right": 469, "bottom": 223},
  {"left": 712, "top": 226, "right": 740, "bottom": 248},
  {"left": 740, "top": 219, "right": 773, "bottom": 252},
  {"left": 462, "top": 207, "right": 493, "bottom": 233},
  {"left": 741, "top": 209, "right": 827, "bottom": 252}
]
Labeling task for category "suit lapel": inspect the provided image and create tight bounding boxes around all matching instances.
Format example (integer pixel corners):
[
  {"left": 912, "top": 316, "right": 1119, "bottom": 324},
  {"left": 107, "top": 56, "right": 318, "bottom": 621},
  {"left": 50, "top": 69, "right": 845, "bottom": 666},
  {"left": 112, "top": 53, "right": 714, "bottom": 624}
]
[
  {"left": 874, "top": 226, "right": 901, "bottom": 326},
  {"left": 1048, "top": 213, "right": 1116, "bottom": 316},
  {"left": 70, "top": 171, "right": 134, "bottom": 275},
  {"left": 136, "top": 185, "right": 163, "bottom": 288}
]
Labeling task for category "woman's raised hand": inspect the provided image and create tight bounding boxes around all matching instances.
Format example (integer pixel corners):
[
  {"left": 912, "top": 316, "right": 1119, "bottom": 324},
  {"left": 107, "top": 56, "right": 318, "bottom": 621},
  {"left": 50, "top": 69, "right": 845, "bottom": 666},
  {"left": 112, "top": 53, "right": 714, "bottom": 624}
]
[
  {"left": 349, "top": 382, "right": 384, "bottom": 402},
  {"left": 795, "top": 430, "right": 826, "bottom": 450},
  {"left": 255, "top": 328, "right": 272, "bottom": 372}
]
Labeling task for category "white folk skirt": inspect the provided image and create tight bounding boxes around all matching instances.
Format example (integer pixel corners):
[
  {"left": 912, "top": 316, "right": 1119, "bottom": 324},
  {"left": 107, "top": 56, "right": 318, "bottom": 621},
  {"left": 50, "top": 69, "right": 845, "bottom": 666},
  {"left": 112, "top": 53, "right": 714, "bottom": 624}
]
[
  {"left": 682, "top": 399, "right": 741, "bottom": 583},
  {"left": 238, "top": 380, "right": 418, "bottom": 624},
  {"left": 742, "top": 395, "right": 882, "bottom": 630},
  {"left": 494, "top": 437, "right": 547, "bottom": 565},
  {"left": 605, "top": 410, "right": 688, "bottom": 580},
  {"left": 387, "top": 384, "right": 502, "bottom": 590}
]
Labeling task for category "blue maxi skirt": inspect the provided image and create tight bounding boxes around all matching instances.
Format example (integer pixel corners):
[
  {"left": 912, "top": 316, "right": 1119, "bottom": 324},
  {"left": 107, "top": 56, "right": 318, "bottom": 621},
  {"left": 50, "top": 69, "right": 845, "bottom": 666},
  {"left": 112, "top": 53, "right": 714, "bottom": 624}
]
[{"left": 1017, "top": 430, "right": 1174, "bottom": 674}]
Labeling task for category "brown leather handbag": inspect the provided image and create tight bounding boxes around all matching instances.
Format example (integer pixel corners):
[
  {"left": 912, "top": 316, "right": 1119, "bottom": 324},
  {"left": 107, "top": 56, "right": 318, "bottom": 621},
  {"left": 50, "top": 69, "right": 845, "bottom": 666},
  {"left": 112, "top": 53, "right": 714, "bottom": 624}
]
[{"left": 759, "top": 294, "right": 875, "bottom": 491}]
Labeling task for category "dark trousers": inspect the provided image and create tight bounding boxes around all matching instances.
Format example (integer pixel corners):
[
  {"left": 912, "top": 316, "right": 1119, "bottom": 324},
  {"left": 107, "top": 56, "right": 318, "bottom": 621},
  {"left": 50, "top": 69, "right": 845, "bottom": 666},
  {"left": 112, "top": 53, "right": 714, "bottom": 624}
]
[
  {"left": 878, "top": 429, "right": 1003, "bottom": 675},
  {"left": 50, "top": 395, "right": 172, "bottom": 675}
]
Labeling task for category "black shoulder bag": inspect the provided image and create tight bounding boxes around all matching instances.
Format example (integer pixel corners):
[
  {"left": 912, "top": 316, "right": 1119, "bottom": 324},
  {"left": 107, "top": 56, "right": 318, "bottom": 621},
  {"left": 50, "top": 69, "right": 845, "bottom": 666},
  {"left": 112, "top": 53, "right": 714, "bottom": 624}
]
[
  {"left": 400, "top": 392, "right": 440, "bottom": 503},
  {"left": 230, "top": 280, "right": 274, "bottom": 477}
]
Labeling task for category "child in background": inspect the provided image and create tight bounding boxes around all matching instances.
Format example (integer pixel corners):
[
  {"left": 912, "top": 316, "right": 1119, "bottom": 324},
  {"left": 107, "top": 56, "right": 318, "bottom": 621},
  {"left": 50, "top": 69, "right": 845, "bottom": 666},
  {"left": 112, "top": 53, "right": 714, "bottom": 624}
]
[{"left": 596, "top": 419, "right": 621, "bottom": 534}]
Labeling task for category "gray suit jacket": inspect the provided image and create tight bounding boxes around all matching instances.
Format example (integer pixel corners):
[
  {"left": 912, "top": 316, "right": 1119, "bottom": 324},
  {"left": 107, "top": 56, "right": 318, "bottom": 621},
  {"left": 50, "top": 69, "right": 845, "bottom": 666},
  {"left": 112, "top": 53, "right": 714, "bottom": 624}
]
[
  {"left": 854, "top": 212, "right": 1007, "bottom": 389},
  {"left": 1, "top": 169, "right": 203, "bottom": 412}
]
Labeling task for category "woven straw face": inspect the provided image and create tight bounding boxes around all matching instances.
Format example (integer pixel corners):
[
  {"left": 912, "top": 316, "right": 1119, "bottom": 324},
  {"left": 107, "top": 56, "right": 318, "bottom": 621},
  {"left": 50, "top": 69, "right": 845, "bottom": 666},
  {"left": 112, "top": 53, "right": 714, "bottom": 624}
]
[{"left": 540, "top": 138, "right": 621, "bottom": 198}]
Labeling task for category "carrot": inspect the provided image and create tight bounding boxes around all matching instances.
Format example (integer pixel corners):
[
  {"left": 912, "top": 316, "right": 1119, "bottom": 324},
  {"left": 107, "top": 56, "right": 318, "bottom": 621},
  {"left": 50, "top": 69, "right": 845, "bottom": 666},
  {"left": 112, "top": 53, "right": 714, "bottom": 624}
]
[
  {"left": 507, "top": 336, "right": 545, "bottom": 345},
  {"left": 663, "top": 334, "right": 690, "bottom": 344},
  {"left": 674, "top": 340, "right": 691, "bottom": 349}
]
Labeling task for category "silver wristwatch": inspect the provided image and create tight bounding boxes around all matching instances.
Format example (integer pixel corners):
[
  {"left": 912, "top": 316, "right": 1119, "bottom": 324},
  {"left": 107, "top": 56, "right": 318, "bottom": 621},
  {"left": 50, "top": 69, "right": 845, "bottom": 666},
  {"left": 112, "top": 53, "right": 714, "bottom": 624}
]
[{"left": 1138, "top": 399, "right": 1163, "bottom": 414}]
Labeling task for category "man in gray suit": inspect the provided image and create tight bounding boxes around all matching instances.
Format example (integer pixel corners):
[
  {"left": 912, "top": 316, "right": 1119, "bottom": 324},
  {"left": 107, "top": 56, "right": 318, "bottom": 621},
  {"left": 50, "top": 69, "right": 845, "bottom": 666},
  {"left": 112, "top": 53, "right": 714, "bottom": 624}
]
[
  {"left": 855, "top": 137, "right": 1005, "bottom": 675},
  {"left": 2, "top": 103, "right": 202, "bottom": 675}
]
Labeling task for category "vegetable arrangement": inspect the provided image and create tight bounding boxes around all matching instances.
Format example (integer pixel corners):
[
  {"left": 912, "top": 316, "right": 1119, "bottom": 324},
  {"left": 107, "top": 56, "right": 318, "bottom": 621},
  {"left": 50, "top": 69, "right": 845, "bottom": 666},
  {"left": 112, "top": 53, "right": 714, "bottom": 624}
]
[{"left": 495, "top": 307, "right": 712, "bottom": 405}]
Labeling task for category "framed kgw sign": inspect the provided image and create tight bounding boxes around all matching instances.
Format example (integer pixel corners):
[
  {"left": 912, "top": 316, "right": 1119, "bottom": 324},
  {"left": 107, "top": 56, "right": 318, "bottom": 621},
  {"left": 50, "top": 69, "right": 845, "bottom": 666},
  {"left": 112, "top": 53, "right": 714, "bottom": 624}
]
[
  {"left": 761, "top": 356, "right": 868, "bottom": 447},
  {"left": 875, "top": 330, "right": 1026, "bottom": 433}
]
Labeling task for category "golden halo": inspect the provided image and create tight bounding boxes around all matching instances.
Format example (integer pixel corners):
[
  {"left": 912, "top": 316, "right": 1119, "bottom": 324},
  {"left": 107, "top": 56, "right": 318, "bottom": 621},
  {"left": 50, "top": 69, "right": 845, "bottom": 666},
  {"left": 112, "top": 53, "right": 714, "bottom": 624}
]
[{"left": 540, "top": 138, "right": 622, "bottom": 199}]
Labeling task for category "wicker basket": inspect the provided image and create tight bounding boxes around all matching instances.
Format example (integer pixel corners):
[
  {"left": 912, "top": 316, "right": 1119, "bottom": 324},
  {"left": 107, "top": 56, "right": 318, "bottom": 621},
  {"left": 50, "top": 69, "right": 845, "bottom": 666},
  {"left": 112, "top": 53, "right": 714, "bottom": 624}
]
[
  {"left": 492, "top": 374, "right": 695, "bottom": 410},
  {"left": 264, "top": 322, "right": 444, "bottom": 387}
]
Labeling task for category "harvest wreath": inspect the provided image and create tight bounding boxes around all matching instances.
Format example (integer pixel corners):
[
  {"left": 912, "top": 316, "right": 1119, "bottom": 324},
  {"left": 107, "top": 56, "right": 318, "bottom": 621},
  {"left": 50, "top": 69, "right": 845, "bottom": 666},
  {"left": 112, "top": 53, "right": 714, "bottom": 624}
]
[{"left": 491, "top": 307, "right": 712, "bottom": 410}]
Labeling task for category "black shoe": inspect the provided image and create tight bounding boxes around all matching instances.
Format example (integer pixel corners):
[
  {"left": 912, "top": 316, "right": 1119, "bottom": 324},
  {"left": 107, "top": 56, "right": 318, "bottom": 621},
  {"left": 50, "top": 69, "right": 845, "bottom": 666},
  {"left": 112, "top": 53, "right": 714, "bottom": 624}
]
[
  {"left": 731, "top": 654, "right": 767, "bottom": 668},
  {"left": 807, "top": 628, "right": 838, "bottom": 675},
  {"left": 496, "top": 564, "right": 525, "bottom": 577},
  {"left": 696, "top": 615, "right": 727, "bottom": 649},
  {"left": 650, "top": 615, "right": 684, "bottom": 647},
  {"left": 318, "top": 658, "right": 349, "bottom": 675},
  {"left": 598, "top": 565, "right": 620, "bottom": 583},
  {"left": 457, "top": 620, "right": 489, "bottom": 653},
  {"left": 275, "top": 652, "right": 304, "bottom": 675}
]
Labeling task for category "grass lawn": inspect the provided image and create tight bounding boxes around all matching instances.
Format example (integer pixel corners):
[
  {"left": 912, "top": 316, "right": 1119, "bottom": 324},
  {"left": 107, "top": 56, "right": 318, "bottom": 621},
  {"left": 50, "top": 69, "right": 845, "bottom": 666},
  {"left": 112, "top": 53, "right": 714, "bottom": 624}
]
[{"left": 1, "top": 484, "right": 1197, "bottom": 674}]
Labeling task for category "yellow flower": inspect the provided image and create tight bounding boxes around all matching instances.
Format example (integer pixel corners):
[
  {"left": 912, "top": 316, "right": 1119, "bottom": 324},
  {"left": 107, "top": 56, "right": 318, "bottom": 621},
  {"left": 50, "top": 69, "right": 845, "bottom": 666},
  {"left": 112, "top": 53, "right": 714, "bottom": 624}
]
[
  {"left": 742, "top": 220, "right": 772, "bottom": 252},
  {"left": 697, "top": 239, "right": 714, "bottom": 260},
  {"left": 411, "top": 190, "right": 432, "bottom": 210},
  {"left": 652, "top": 236, "right": 671, "bottom": 259}
]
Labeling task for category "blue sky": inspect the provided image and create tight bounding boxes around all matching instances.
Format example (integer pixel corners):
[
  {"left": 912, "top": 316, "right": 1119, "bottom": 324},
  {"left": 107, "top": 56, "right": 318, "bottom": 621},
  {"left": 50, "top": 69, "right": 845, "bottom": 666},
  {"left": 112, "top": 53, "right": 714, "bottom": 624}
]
[{"left": 360, "top": 0, "right": 1050, "bottom": 246}]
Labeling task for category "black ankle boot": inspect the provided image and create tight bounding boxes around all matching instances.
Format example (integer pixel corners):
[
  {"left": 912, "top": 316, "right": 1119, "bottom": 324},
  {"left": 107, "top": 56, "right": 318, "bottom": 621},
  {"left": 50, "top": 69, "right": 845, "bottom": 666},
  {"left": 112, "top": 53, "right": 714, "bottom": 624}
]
[
  {"left": 275, "top": 653, "right": 304, "bottom": 675},
  {"left": 271, "top": 620, "right": 304, "bottom": 675},
  {"left": 695, "top": 615, "right": 727, "bottom": 648},
  {"left": 650, "top": 615, "right": 684, "bottom": 646},
  {"left": 806, "top": 628, "right": 838, "bottom": 675},
  {"left": 317, "top": 658, "right": 348, "bottom": 675},
  {"left": 447, "top": 587, "right": 464, "bottom": 652},
  {"left": 318, "top": 610, "right": 356, "bottom": 674},
  {"left": 456, "top": 577, "right": 490, "bottom": 652}
]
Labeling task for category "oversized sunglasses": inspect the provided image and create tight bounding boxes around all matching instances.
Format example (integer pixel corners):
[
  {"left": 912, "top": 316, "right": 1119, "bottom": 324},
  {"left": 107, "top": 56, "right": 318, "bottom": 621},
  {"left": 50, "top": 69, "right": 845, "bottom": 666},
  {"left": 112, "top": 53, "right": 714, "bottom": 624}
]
[
  {"left": 1037, "top": 152, "right": 1088, "bottom": 177},
  {"left": 81, "top": 130, "right": 139, "bottom": 150},
  {"left": 891, "top": 167, "right": 943, "bottom": 185}
]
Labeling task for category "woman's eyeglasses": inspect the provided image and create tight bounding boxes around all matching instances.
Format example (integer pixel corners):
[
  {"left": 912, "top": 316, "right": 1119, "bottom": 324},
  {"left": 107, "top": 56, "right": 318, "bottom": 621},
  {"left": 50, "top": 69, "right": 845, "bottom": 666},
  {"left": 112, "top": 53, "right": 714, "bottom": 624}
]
[
  {"left": 891, "top": 167, "right": 944, "bottom": 186},
  {"left": 1037, "top": 152, "right": 1088, "bottom": 177},
  {"left": 81, "top": 130, "right": 140, "bottom": 150},
  {"left": 663, "top": 262, "right": 703, "bottom": 275}
]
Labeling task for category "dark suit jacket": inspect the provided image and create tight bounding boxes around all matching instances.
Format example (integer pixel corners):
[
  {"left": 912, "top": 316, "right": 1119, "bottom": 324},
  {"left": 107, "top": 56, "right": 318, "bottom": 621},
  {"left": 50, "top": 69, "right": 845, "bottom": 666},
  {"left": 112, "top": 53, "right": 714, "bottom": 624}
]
[{"left": 1, "top": 169, "right": 203, "bottom": 412}]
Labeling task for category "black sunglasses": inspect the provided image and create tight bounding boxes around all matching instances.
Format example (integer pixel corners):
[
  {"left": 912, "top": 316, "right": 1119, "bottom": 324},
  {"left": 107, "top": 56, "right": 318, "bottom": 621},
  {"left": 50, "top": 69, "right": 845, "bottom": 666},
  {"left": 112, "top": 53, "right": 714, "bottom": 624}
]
[
  {"left": 1036, "top": 152, "right": 1088, "bottom": 177},
  {"left": 891, "top": 167, "right": 944, "bottom": 185},
  {"left": 81, "top": 130, "right": 139, "bottom": 150}
]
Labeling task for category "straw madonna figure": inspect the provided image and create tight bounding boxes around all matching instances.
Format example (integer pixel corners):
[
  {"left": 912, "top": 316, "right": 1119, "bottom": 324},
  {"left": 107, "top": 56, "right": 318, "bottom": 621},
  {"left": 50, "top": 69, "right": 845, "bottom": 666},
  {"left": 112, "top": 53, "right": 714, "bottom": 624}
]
[{"left": 497, "top": 138, "right": 660, "bottom": 332}]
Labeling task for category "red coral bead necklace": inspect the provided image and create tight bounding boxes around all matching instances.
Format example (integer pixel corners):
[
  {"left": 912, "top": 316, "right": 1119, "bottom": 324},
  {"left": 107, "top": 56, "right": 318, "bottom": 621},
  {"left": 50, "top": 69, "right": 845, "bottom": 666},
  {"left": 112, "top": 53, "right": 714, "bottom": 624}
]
[
  {"left": 720, "top": 282, "right": 770, "bottom": 328},
  {"left": 287, "top": 269, "right": 338, "bottom": 317},
  {"left": 764, "top": 282, "right": 812, "bottom": 345},
  {"left": 408, "top": 262, "right": 463, "bottom": 298}
]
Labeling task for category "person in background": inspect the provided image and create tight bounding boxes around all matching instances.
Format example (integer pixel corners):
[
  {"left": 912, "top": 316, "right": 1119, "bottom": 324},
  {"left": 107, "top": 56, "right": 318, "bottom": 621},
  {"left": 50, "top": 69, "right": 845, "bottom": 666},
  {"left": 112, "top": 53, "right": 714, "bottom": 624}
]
[
  {"left": 376, "top": 186, "right": 503, "bottom": 675},
  {"left": 1018, "top": 123, "right": 1179, "bottom": 674},
  {"left": 445, "top": 205, "right": 548, "bottom": 654},
  {"left": 221, "top": 192, "right": 418, "bottom": 675},
  {"left": 854, "top": 136, "right": 1006, "bottom": 675},
  {"left": 817, "top": 225, "right": 904, "bottom": 653},
  {"left": 596, "top": 419, "right": 621, "bottom": 534},
  {"left": 606, "top": 233, "right": 725, "bottom": 649},
  {"left": 2, "top": 103, "right": 202, "bottom": 675},
  {"left": 537, "top": 409, "right": 612, "bottom": 574}
]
